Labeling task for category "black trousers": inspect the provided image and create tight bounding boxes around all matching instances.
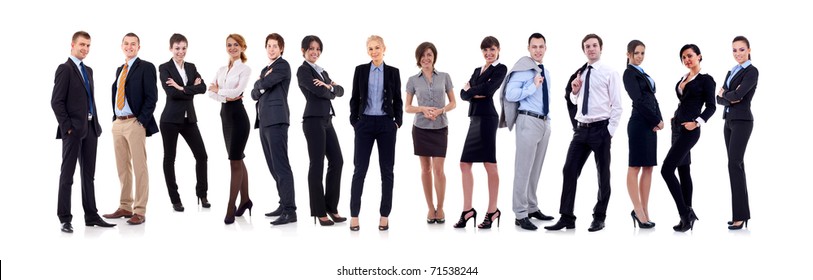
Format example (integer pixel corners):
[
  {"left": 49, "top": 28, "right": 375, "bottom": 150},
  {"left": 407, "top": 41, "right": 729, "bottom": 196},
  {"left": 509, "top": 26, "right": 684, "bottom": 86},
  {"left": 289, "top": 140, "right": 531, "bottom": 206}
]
[
  {"left": 559, "top": 123, "right": 612, "bottom": 221},
  {"left": 160, "top": 120, "right": 208, "bottom": 204},
  {"left": 661, "top": 120, "right": 700, "bottom": 217},
  {"left": 260, "top": 124, "right": 296, "bottom": 211},
  {"left": 350, "top": 115, "right": 397, "bottom": 217},
  {"left": 57, "top": 119, "right": 100, "bottom": 223},
  {"left": 303, "top": 117, "right": 343, "bottom": 217},
  {"left": 725, "top": 120, "right": 753, "bottom": 220}
]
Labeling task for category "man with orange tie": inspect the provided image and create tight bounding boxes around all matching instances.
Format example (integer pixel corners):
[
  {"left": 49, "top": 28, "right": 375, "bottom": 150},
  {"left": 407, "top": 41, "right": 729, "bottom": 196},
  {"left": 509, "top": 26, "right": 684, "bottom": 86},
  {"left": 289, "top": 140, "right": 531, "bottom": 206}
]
[{"left": 102, "top": 33, "right": 158, "bottom": 225}]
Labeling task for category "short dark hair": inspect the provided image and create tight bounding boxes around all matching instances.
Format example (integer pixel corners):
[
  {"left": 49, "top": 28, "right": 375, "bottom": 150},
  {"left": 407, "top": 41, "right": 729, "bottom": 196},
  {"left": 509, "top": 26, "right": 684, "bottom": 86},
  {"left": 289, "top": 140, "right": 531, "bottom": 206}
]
[
  {"left": 72, "top": 31, "right": 90, "bottom": 42},
  {"left": 733, "top": 35, "right": 752, "bottom": 60},
  {"left": 266, "top": 33, "right": 285, "bottom": 55},
  {"left": 123, "top": 32, "right": 140, "bottom": 44},
  {"left": 679, "top": 44, "right": 702, "bottom": 62},
  {"left": 414, "top": 42, "right": 437, "bottom": 68},
  {"left": 581, "top": 33, "right": 603, "bottom": 51},
  {"left": 528, "top": 33, "right": 546, "bottom": 46},
  {"left": 169, "top": 33, "right": 187, "bottom": 48},
  {"left": 300, "top": 35, "right": 323, "bottom": 58}
]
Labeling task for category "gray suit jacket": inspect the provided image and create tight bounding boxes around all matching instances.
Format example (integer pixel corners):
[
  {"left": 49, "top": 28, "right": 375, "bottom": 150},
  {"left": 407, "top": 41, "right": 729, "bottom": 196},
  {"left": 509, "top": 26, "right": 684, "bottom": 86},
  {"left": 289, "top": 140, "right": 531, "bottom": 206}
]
[
  {"left": 499, "top": 56, "right": 543, "bottom": 131},
  {"left": 251, "top": 57, "right": 291, "bottom": 128}
]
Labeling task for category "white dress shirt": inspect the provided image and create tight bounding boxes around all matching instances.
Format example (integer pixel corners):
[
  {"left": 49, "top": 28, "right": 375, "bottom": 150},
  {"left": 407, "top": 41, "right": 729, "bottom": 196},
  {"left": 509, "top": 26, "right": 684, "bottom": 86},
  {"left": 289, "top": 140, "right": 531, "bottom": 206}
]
[
  {"left": 570, "top": 60, "right": 623, "bottom": 136},
  {"left": 207, "top": 60, "right": 251, "bottom": 103}
]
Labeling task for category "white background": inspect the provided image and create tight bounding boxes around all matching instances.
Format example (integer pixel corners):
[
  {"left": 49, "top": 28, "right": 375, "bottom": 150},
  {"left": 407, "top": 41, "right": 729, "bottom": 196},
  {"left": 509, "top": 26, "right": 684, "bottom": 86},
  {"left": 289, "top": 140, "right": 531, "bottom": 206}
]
[{"left": 1, "top": 0, "right": 809, "bottom": 279}]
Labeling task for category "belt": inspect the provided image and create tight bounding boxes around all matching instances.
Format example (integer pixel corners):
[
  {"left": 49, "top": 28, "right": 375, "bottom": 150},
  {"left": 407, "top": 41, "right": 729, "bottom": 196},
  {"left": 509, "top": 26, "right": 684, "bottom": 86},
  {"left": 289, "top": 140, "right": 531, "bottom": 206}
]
[
  {"left": 577, "top": 119, "right": 609, "bottom": 128},
  {"left": 518, "top": 110, "right": 547, "bottom": 120},
  {"left": 116, "top": 115, "right": 136, "bottom": 120}
]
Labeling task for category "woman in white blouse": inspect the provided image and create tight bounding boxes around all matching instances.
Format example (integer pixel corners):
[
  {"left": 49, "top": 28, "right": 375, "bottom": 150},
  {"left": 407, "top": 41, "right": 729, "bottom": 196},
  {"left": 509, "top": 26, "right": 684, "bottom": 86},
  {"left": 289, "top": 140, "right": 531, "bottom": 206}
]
[{"left": 207, "top": 34, "right": 252, "bottom": 224}]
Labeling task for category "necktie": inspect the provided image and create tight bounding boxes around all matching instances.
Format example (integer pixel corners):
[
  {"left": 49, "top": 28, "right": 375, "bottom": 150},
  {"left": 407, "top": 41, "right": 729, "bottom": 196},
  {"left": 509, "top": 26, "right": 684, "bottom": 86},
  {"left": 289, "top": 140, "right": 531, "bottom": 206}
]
[
  {"left": 539, "top": 64, "right": 549, "bottom": 116},
  {"left": 80, "top": 62, "right": 93, "bottom": 114},
  {"left": 581, "top": 65, "right": 593, "bottom": 115},
  {"left": 116, "top": 63, "right": 129, "bottom": 110}
]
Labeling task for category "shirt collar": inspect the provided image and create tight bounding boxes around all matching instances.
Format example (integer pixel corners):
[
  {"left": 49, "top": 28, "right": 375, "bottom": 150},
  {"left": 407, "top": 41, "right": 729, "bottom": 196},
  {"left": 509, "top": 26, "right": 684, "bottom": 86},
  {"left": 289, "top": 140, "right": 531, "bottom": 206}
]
[
  {"left": 124, "top": 57, "right": 138, "bottom": 68},
  {"left": 588, "top": 59, "right": 603, "bottom": 70},
  {"left": 490, "top": 60, "right": 500, "bottom": 67},
  {"left": 418, "top": 68, "right": 437, "bottom": 77},
  {"left": 307, "top": 61, "right": 323, "bottom": 73},
  {"left": 630, "top": 64, "right": 645, "bottom": 74},
  {"left": 371, "top": 61, "right": 384, "bottom": 71},
  {"left": 735, "top": 60, "right": 752, "bottom": 70},
  {"left": 69, "top": 56, "right": 82, "bottom": 67}
]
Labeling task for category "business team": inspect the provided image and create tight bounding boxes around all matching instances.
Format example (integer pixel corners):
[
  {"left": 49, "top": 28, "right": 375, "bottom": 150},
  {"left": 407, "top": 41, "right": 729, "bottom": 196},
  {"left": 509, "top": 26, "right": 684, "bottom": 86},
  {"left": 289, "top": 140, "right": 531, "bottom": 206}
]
[{"left": 52, "top": 31, "right": 756, "bottom": 233}]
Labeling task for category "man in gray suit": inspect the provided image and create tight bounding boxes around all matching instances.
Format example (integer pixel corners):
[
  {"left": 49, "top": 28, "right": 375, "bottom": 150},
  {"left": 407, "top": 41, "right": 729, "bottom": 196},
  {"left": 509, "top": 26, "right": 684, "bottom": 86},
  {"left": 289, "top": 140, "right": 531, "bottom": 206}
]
[
  {"left": 251, "top": 33, "right": 296, "bottom": 225},
  {"left": 499, "top": 33, "right": 555, "bottom": 231}
]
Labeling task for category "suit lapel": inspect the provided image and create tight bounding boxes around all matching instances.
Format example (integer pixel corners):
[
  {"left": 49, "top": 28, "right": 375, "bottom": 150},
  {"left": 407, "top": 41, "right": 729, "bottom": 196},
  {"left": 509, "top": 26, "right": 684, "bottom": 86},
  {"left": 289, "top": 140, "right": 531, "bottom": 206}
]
[
  {"left": 125, "top": 58, "right": 141, "bottom": 87},
  {"left": 729, "top": 65, "right": 749, "bottom": 89},
  {"left": 68, "top": 59, "right": 92, "bottom": 94}
]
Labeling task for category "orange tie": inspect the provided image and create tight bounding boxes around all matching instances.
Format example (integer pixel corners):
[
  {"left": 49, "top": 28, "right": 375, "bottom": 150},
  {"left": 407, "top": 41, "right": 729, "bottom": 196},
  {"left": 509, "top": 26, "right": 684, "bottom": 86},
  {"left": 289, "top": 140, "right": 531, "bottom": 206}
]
[{"left": 116, "top": 63, "right": 129, "bottom": 110}]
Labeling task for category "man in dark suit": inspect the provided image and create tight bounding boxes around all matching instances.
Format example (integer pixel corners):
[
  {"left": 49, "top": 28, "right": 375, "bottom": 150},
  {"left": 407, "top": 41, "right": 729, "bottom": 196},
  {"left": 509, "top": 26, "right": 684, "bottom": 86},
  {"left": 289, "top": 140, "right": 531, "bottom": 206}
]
[
  {"left": 102, "top": 33, "right": 158, "bottom": 225},
  {"left": 250, "top": 33, "right": 296, "bottom": 225},
  {"left": 158, "top": 33, "right": 209, "bottom": 212},
  {"left": 348, "top": 35, "right": 403, "bottom": 230},
  {"left": 51, "top": 31, "right": 116, "bottom": 233}
]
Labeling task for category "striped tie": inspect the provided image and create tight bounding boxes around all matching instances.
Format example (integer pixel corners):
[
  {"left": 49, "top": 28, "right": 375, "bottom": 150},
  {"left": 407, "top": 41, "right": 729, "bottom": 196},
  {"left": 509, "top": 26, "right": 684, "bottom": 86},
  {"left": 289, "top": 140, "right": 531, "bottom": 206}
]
[{"left": 116, "top": 63, "right": 128, "bottom": 110}]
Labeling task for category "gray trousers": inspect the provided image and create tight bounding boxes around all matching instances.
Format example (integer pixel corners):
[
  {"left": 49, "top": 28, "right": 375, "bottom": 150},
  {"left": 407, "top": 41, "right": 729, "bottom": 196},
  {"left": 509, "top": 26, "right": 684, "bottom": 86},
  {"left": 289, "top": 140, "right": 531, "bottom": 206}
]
[{"left": 512, "top": 115, "right": 551, "bottom": 218}]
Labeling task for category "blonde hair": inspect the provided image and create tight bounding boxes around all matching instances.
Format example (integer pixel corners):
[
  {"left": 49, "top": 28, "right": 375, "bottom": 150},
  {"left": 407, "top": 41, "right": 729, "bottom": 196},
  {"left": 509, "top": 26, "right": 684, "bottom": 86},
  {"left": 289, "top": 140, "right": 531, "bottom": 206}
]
[
  {"left": 367, "top": 35, "right": 385, "bottom": 48},
  {"left": 227, "top": 33, "right": 248, "bottom": 62}
]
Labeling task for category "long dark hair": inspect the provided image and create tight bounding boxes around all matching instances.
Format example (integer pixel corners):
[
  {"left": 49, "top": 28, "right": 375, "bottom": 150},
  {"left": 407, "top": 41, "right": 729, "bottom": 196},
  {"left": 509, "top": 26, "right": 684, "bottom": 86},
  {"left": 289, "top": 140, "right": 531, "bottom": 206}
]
[
  {"left": 733, "top": 35, "right": 751, "bottom": 60},
  {"left": 626, "top": 39, "right": 645, "bottom": 65}
]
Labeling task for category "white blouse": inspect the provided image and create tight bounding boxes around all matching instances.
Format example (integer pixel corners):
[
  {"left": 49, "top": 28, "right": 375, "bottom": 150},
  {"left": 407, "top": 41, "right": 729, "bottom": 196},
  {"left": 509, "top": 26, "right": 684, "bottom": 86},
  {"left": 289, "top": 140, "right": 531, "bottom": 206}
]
[{"left": 207, "top": 59, "right": 252, "bottom": 103}]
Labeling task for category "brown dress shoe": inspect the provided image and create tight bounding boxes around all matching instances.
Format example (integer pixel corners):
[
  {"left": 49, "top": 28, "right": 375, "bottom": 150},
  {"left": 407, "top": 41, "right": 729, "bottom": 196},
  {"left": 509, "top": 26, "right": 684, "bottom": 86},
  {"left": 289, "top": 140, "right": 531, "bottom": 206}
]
[
  {"left": 103, "top": 208, "right": 133, "bottom": 219},
  {"left": 126, "top": 214, "right": 145, "bottom": 225}
]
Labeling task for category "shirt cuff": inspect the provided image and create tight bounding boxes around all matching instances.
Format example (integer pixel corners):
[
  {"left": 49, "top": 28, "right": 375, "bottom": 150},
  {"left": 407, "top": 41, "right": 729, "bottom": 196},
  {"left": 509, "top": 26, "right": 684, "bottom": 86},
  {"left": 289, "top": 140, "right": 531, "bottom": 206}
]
[{"left": 695, "top": 117, "right": 705, "bottom": 126}]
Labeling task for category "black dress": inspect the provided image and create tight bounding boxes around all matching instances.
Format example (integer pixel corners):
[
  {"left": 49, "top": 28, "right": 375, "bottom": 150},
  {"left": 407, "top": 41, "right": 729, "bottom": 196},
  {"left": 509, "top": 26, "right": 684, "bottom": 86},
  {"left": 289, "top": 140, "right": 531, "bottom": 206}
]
[
  {"left": 623, "top": 65, "right": 662, "bottom": 167},
  {"left": 221, "top": 98, "right": 250, "bottom": 160},
  {"left": 459, "top": 63, "right": 507, "bottom": 163}
]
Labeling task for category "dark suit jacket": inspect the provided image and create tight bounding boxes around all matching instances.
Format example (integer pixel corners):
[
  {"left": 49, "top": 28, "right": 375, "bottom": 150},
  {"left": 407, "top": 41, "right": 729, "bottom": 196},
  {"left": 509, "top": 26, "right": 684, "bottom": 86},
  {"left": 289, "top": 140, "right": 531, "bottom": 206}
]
[
  {"left": 251, "top": 57, "right": 291, "bottom": 128},
  {"left": 460, "top": 63, "right": 506, "bottom": 117},
  {"left": 297, "top": 62, "right": 344, "bottom": 118},
  {"left": 158, "top": 59, "right": 206, "bottom": 124},
  {"left": 111, "top": 57, "right": 159, "bottom": 136},
  {"left": 349, "top": 62, "right": 403, "bottom": 127},
  {"left": 52, "top": 58, "right": 102, "bottom": 139},
  {"left": 623, "top": 65, "right": 663, "bottom": 127},
  {"left": 564, "top": 63, "right": 588, "bottom": 129},
  {"left": 673, "top": 73, "right": 716, "bottom": 123},
  {"left": 716, "top": 64, "right": 758, "bottom": 121}
]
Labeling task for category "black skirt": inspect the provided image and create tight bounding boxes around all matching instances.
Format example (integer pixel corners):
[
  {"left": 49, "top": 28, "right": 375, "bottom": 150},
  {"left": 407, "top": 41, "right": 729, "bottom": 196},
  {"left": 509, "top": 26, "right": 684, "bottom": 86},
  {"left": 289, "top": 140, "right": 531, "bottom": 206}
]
[
  {"left": 412, "top": 126, "right": 448, "bottom": 157},
  {"left": 627, "top": 117, "right": 657, "bottom": 166},
  {"left": 460, "top": 116, "right": 497, "bottom": 163},
  {"left": 220, "top": 99, "right": 250, "bottom": 160}
]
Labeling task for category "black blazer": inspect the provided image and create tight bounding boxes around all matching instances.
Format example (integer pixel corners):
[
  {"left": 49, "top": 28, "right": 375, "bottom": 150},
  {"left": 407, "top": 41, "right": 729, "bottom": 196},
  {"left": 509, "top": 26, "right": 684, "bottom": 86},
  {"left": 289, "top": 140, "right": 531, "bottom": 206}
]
[
  {"left": 349, "top": 62, "right": 403, "bottom": 127},
  {"left": 623, "top": 65, "right": 663, "bottom": 127},
  {"left": 297, "top": 62, "right": 344, "bottom": 118},
  {"left": 460, "top": 63, "right": 507, "bottom": 117},
  {"left": 673, "top": 73, "right": 716, "bottom": 124},
  {"left": 251, "top": 57, "right": 291, "bottom": 128},
  {"left": 158, "top": 59, "right": 206, "bottom": 124},
  {"left": 111, "top": 57, "right": 159, "bottom": 136},
  {"left": 716, "top": 64, "right": 758, "bottom": 121},
  {"left": 565, "top": 63, "right": 588, "bottom": 128},
  {"left": 52, "top": 58, "right": 102, "bottom": 139}
]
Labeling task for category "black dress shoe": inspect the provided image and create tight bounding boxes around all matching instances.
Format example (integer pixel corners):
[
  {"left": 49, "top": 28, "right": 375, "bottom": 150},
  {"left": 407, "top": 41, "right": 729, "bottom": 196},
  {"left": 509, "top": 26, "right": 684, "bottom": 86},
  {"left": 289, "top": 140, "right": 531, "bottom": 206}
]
[
  {"left": 544, "top": 217, "right": 576, "bottom": 230},
  {"left": 528, "top": 210, "right": 554, "bottom": 221},
  {"left": 514, "top": 217, "right": 538, "bottom": 230},
  {"left": 61, "top": 222, "right": 73, "bottom": 233},
  {"left": 270, "top": 211, "right": 297, "bottom": 225},
  {"left": 85, "top": 219, "right": 116, "bottom": 227},
  {"left": 265, "top": 205, "right": 283, "bottom": 217},
  {"left": 172, "top": 203, "right": 185, "bottom": 212},
  {"left": 588, "top": 220, "right": 605, "bottom": 232}
]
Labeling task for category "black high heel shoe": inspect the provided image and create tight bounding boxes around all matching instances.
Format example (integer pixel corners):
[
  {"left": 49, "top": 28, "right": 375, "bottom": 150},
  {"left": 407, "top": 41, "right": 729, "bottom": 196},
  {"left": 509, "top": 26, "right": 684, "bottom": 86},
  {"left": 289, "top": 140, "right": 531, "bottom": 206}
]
[
  {"left": 453, "top": 208, "right": 477, "bottom": 228},
  {"left": 327, "top": 212, "right": 347, "bottom": 223},
  {"left": 235, "top": 200, "right": 253, "bottom": 217},
  {"left": 378, "top": 217, "right": 389, "bottom": 231},
  {"left": 478, "top": 209, "right": 501, "bottom": 229},
  {"left": 674, "top": 208, "right": 699, "bottom": 232},
  {"left": 224, "top": 206, "right": 236, "bottom": 225},
  {"left": 198, "top": 197, "right": 211, "bottom": 208},
  {"left": 314, "top": 216, "right": 334, "bottom": 226},
  {"left": 728, "top": 220, "right": 748, "bottom": 230},
  {"left": 631, "top": 210, "right": 655, "bottom": 229}
]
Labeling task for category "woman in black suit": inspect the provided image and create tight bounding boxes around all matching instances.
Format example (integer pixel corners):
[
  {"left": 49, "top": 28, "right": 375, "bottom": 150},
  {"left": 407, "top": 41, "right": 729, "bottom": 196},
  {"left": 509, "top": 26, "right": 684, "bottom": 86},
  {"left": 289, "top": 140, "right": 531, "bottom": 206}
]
[
  {"left": 298, "top": 35, "right": 346, "bottom": 226},
  {"left": 453, "top": 36, "right": 507, "bottom": 229},
  {"left": 348, "top": 35, "right": 403, "bottom": 231},
  {"left": 207, "top": 34, "right": 253, "bottom": 224},
  {"left": 158, "top": 33, "right": 209, "bottom": 212},
  {"left": 717, "top": 36, "right": 757, "bottom": 230},
  {"left": 622, "top": 40, "right": 663, "bottom": 228},
  {"left": 661, "top": 44, "right": 716, "bottom": 232}
]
